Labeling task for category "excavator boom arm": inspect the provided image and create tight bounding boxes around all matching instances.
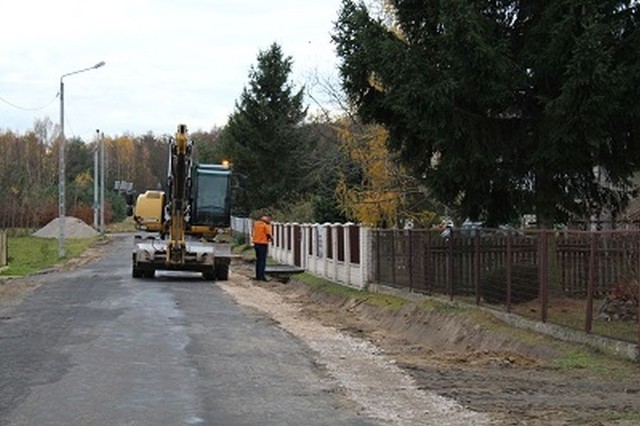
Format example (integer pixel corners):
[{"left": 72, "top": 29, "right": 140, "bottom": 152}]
[{"left": 167, "top": 124, "right": 192, "bottom": 264}]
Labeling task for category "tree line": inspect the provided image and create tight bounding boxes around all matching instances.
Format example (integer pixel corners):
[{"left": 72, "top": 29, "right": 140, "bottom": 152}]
[{"left": 0, "top": 123, "right": 171, "bottom": 229}]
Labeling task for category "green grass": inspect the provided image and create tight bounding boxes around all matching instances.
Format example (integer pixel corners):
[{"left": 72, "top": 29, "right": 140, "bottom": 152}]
[
  {"left": 233, "top": 242, "right": 255, "bottom": 257},
  {"left": 453, "top": 306, "right": 640, "bottom": 377},
  {"left": 106, "top": 217, "right": 136, "bottom": 233},
  {"left": 547, "top": 347, "right": 640, "bottom": 379},
  {"left": 549, "top": 349, "right": 605, "bottom": 371},
  {"left": 296, "top": 273, "right": 409, "bottom": 310},
  {"left": 605, "top": 412, "right": 640, "bottom": 423},
  {"left": 510, "top": 299, "right": 639, "bottom": 343},
  {"left": 454, "top": 293, "right": 638, "bottom": 343},
  {"left": 0, "top": 236, "right": 99, "bottom": 277},
  {"left": 233, "top": 244, "right": 278, "bottom": 265},
  {"left": 297, "top": 273, "right": 366, "bottom": 297}
]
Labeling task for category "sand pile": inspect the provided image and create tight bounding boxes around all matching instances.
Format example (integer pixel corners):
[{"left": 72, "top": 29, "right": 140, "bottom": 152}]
[{"left": 33, "top": 216, "right": 99, "bottom": 239}]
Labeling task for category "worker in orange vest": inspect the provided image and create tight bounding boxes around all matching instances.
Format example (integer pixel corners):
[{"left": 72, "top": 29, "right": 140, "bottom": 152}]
[{"left": 252, "top": 213, "right": 272, "bottom": 281}]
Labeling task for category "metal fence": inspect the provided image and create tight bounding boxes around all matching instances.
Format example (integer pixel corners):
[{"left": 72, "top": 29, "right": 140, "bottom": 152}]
[{"left": 372, "top": 228, "right": 640, "bottom": 345}]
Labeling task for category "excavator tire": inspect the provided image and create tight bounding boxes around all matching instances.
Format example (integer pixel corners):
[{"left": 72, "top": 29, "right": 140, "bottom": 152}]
[
  {"left": 132, "top": 267, "right": 143, "bottom": 278},
  {"left": 202, "top": 267, "right": 216, "bottom": 281},
  {"left": 132, "top": 254, "right": 143, "bottom": 278},
  {"left": 214, "top": 261, "right": 230, "bottom": 281}
]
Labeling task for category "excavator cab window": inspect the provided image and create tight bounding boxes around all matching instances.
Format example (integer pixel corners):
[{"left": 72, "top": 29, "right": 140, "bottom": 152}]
[{"left": 192, "top": 165, "right": 231, "bottom": 227}]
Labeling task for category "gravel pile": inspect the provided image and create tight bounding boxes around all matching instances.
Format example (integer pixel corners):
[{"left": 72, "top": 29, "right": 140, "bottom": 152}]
[{"left": 33, "top": 217, "right": 99, "bottom": 239}]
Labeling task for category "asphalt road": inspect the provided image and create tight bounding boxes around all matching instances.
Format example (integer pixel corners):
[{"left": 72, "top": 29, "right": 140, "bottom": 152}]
[{"left": 0, "top": 235, "right": 377, "bottom": 426}]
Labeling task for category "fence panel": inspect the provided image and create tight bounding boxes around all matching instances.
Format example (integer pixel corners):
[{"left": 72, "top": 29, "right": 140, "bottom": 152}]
[{"left": 349, "top": 225, "right": 360, "bottom": 264}]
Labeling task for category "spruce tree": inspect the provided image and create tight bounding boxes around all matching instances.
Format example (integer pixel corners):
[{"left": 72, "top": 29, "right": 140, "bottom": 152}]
[{"left": 220, "top": 43, "right": 309, "bottom": 214}]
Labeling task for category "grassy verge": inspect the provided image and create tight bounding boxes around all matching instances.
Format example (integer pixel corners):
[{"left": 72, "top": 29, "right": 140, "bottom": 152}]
[
  {"left": 233, "top": 242, "right": 254, "bottom": 257},
  {"left": 0, "top": 236, "right": 99, "bottom": 277},
  {"left": 233, "top": 243, "right": 280, "bottom": 265},
  {"left": 297, "top": 273, "right": 410, "bottom": 310},
  {"left": 106, "top": 217, "right": 137, "bottom": 233},
  {"left": 292, "top": 272, "right": 640, "bottom": 377}
]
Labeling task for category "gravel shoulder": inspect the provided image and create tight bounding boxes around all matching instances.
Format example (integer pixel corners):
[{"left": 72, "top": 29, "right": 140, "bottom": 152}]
[{"left": 220, "top": 265, "right": 491, "bottom": 426}]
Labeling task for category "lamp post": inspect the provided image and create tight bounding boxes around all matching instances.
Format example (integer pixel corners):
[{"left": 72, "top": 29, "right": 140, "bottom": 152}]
[
  {"left": 59, "top": 61, "right": 105, "bottom": 258},
  {"left": 100, "top": 131, "right": 105, "bottom": 235},
  {"left": 93, "top": 129, "right": 100, "bottom": 229}
]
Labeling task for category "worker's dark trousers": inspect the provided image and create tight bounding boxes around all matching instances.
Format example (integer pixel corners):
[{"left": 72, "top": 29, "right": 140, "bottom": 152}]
[{"left": 254, "top": 244, "right": 268, "bottom": 280}]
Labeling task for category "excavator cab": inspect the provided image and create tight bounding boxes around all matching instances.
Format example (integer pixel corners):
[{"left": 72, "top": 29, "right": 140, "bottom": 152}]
[{"left": 192, "top": 164, "right": 232, "bottom": 229}]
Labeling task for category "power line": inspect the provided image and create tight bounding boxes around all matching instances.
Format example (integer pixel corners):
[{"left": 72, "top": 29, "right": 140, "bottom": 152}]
[{"left": 0, "top": 91, "right": 58, "bottom": 111}]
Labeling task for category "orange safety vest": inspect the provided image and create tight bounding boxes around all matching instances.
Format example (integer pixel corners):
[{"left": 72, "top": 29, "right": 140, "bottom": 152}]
[{"left": 252, "top": 220, "right": 272, "bottom": 245}]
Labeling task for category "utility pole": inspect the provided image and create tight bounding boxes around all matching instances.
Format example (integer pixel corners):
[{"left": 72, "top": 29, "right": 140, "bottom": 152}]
[
  {"left": 58, "top": 61, "right": 105, "bottom": 257},
  {"left": 59, "top": 77, "right": 66, "bottom": 258}
]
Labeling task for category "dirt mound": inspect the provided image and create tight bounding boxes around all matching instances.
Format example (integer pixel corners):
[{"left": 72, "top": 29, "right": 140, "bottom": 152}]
[{"left": 33, "top": 216, "right": 98, "bottom": 239}]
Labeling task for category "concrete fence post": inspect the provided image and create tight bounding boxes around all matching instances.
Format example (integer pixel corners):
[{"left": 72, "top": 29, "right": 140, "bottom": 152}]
[
  {"left": 360, "top": 226, "right": 371, "bottom": 289},
  {"left": 285, "top": 223, "right": 292, "bottom": 265}
]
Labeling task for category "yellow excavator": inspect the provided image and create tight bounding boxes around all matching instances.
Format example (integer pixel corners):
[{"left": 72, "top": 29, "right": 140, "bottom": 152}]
[{"left": 132, "top": 124, "right": 233, "bottom": 280}]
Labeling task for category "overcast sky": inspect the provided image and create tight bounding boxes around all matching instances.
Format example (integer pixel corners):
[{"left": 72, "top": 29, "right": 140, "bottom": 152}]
[{"left": 0, "top": 0, "right": 344, "bottom": 141}]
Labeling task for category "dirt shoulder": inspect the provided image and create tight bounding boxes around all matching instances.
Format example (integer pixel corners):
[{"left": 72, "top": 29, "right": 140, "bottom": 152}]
[{"left": 228, "top": 259, "right": 640, "bottom": 426}]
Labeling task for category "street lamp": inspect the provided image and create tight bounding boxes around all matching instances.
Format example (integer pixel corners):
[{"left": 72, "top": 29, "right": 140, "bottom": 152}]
[
  {"left": 100, "top": 130, "right": 105, "bottom": 235},
  {"left": 59, "top": 61, "right": 106, "bottom": 258},
  {"left": 93, "top": 129, "right": 100, "bottom": 229}
]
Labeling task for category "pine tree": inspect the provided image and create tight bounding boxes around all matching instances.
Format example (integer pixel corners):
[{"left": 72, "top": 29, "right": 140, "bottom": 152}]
[{"left": 220, "top": 43, "right": 310, "bottom": 214}]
